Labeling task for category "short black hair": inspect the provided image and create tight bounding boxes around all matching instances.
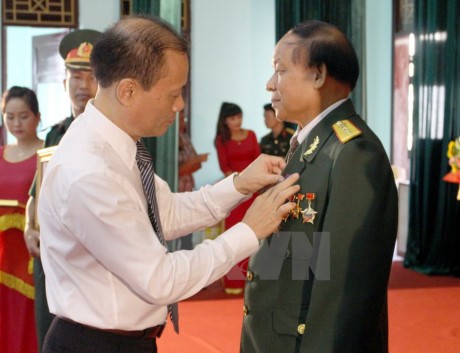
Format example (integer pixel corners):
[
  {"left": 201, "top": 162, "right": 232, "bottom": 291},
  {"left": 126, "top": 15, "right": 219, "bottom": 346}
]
[
  {"left": 91, "top": 14, "right": 189, "bottom": 90},
  {"left": 289, "top": 20, "right": 359, "bottom": 90},
  {"left": 263, "top": 103, "right": 274, "bottom": 112}
]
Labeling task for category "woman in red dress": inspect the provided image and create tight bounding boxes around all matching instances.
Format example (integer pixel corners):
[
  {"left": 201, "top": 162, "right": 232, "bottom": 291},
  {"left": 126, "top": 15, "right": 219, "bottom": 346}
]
[
  {"left": 0, "top": 86, "right": 43, "bottom": 353},
  {"left": 214, "top": 102, "right": 260, "bottom": 294}
]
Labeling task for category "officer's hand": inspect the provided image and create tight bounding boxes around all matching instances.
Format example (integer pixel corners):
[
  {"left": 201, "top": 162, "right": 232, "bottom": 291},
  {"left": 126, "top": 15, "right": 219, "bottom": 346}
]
[
  {"left": 242, "top": 173, "right": 300, "bottom": 239},
  {"left": 24, "top": 224, "right": 40, "bottom": 257},
  {"left": 233, "top": 154, "right": 286, "bottom": 195}
]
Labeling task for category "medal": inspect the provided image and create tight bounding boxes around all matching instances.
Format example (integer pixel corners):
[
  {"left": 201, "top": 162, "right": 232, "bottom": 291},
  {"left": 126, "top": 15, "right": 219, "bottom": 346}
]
[
  {"left": 292, "top": 193, "right": 304, "bottom": 219},
  {"left": 301, "top": 193, "right": 317, "bottom": 224},
  {"left": 287, "top": 193, "right": 303, "bottom": 219},
  {"left": 283, "top": 192, "right": 318, "bottom": 224},
  {"left": 283, "top": 195, "right": 296, "bottom": 222}
]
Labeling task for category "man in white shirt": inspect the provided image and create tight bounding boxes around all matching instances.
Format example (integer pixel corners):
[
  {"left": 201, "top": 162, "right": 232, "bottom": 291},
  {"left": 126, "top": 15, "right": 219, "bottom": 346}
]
[{"left": 39, "top": 15, "right": 300, "bottom": 353}]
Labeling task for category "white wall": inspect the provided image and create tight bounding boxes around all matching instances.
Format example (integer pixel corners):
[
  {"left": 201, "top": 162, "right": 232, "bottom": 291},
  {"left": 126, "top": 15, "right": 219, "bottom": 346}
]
[
  {"left": 6, "top": 27, "right": 63, "bottom": 90},
  {"left": 5, "top": 0, "right": 118, "bottom": 89},
  {"left": 4, "top": 0, "right": 119, "bottom": 142},
  {"left": 5, "top": 27, "right": 66, "bottom": 141},
  {"left": 365, "top": 0, "right": 393, "bottom": 154},
  {"left": 191, "top": 0, "right": 276, "bottom": 187},
  {"left": 79, "top": 0, "right": 119, "bottom": 31}
]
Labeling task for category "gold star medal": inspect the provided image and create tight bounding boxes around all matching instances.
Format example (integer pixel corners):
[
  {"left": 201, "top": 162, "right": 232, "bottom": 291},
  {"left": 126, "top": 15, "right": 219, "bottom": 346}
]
[{"left": 301, "top": 193, "right": 317, "bottom": 224}]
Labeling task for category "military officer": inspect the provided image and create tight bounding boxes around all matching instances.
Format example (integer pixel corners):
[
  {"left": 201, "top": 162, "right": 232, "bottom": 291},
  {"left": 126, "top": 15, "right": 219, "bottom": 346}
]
[
  {"left": 240, "top": 21, "right": 398, "bottom": 353},
  {"left": 259, "top": 103, "right": 295, "bottom": 157},
  {"left": 23, "top": 29, "right": 101, "bottom": 352}
]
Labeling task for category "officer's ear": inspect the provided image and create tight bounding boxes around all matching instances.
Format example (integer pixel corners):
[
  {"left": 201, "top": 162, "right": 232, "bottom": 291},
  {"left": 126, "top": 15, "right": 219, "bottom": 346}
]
[
  {"left": 312, "top": 63, "right": 327, "bottom": 88},
  {"left": 117, "top": 79, "right": 136, "bottom": 106}
]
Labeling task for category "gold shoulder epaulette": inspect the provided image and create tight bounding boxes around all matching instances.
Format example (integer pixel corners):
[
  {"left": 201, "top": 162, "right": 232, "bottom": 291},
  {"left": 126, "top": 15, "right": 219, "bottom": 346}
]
[
  {"left": 332, "top": 120, "right": 362, "bottom": 144},
  {"left": 0, "top": 199, "right": 25, "bottom": 208}
]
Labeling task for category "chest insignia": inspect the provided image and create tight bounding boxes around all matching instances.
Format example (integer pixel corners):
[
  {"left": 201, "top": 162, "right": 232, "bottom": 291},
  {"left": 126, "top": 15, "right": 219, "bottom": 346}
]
[
  {"left": 332, "top": 120, "right": 362, "bottom": 143},
  {"left": 283, "top": 192, "right": 318, "bottom": 225},
  {"left": 303, "top": 136, "right": 319, "bottom": 159},
  {"left": 301, "top": 193, "right": 317, "bottom": 224}
]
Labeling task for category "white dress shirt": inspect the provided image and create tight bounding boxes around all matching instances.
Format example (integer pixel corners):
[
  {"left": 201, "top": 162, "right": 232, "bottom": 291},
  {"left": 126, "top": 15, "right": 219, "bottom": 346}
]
[{"left": 39, "top": 101, "right": 259, "bottom": 330}]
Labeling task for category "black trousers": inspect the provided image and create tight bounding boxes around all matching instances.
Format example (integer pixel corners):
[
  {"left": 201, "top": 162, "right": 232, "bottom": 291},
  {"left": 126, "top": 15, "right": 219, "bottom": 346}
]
[
  {"left": 43, "top": 317, "right": 157, "bottom": 353},
  {"left": 34, "top": 257, "right": 55, "bottom": 353}
]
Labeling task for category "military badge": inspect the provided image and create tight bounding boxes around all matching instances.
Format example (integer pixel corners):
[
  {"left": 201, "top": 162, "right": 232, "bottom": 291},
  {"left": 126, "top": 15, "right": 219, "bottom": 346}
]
[
  {"left": 332, "top": 120, "right": 362, "bottom": 144},
  {"left": 301, "top": 193, "right": 317, "bottom": 224},
  {"left": 292, "top": 193, "right": 304, "bottom": 219},
  {"left": 283, "top": 192, "right": 318, "bottom": 224},
  {"left": 59, "top": 29, "right": 101, "bottom": 70},
  {"left": 76, "top": 42, "right": 93, "bottom": 58},
  {"left": 303, "top": 136, "right": 319, "bottom": 159}
]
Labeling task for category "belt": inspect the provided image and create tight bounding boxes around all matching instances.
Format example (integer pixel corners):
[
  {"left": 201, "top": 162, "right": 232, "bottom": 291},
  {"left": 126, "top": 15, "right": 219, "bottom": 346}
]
[{"left": 59, "top": 317, "right": 166, "bottom": 338}]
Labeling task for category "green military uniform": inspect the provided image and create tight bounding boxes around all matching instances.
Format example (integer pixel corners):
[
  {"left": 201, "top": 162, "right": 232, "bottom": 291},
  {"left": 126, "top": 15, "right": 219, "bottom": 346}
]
[
  {"left": 260, "top": 127, "right": 295, "bottom": 157},
  {"left": 241, "top": 100, "right": 398, "bottom": 353},
  {"left": 30, "top": 116, "right": 74, "bottom": 350}
]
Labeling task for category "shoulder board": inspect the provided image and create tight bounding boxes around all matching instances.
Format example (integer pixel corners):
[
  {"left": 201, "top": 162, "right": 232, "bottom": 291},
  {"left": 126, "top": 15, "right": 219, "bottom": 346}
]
[
  {"left": 332, "top": 119, "right": 362, "bottom": 144},
  {"left": 0, "top": 199, "right": 25, "bottom": 208}
]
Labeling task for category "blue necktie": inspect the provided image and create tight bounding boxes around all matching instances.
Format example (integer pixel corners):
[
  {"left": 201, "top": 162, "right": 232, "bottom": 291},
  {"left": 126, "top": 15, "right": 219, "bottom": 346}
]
[{"left": 136, "top": 141, "right": 179, "bottom": 334}]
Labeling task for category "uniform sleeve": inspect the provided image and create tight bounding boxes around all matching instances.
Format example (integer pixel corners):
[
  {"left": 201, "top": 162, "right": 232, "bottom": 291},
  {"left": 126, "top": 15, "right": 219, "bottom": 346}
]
[
  {"left": 215, "top": 136, "right": 232, "bottom": 175},
  {"left": 300, "top": 138, "right": 398, "bottom": 352}
]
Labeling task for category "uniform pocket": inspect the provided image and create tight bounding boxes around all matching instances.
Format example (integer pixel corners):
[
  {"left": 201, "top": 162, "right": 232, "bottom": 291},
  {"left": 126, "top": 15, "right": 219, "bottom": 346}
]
[{"left": 270, "top": 309, "right": 305, "bottom": 352}]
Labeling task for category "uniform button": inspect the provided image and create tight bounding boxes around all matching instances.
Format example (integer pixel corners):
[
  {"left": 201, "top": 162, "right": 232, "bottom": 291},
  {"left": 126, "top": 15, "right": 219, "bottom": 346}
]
[
  {"left": 246, "top": 270, "right": 254, "bottom": 281},
  {"left": 297, "top": 323, "right": 306, "bottom": 335},
  {"left": 243, "top": 305, "right": 248, "bottom": 316}
]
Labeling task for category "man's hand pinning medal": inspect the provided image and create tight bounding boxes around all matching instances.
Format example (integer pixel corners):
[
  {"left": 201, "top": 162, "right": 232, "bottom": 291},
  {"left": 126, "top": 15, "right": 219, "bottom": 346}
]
[{"left": 242, "top": 173, "right": 300, "bottom": 239}]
